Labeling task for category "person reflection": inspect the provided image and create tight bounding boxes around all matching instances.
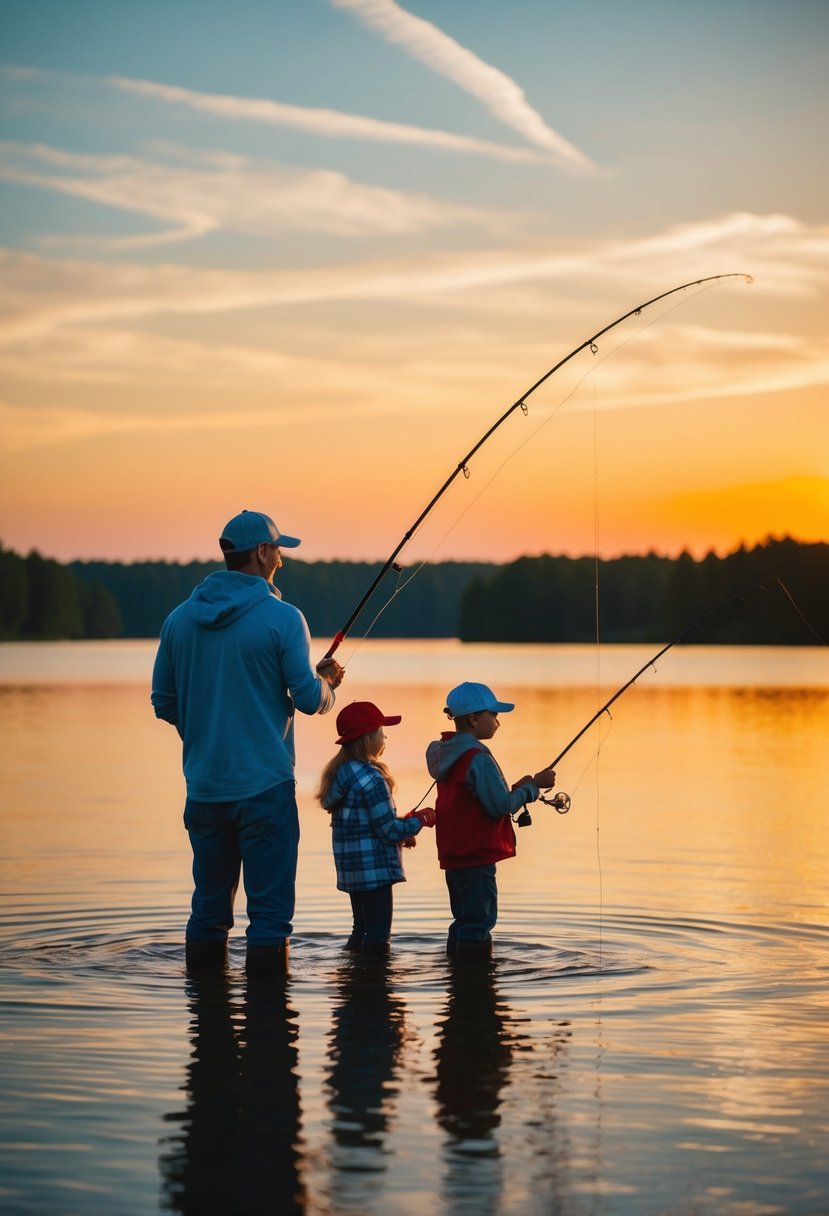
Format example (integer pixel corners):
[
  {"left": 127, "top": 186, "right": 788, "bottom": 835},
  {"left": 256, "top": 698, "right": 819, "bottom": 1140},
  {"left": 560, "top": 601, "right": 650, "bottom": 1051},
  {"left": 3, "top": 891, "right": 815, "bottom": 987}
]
[
  {"left": 433, "top": 962, "right": 519, "bottom": 1211},
  {"left": 325, "top": 956, "right": 408, "bottom": 1193},
  {"left": 160, "top": 973, "right": 305, "bottom": 1215}
]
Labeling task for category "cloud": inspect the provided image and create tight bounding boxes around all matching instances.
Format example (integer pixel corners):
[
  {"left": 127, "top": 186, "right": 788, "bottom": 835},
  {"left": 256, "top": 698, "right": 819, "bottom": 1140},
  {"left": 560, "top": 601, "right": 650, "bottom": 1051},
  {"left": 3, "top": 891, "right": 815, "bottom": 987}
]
[
  {"left": 0, "top": 399, "right": 223, "bottom": 451},
  {"left": 330, "top": 0, "right": 596, "bottom": 173},
  {"left": 0, "top": 141, "right": 489, "bottom": 249},
  {"left": 0, "top": 323, "right": 434, "bottom": 403},
  {"left": 7, "top": 316, "right": 825, "bottom": 458},
  {"left": 0, "top": 391, "right": 403, "bottom": 454},
  {"left": 0, "top": 211, "right": 827, "bottom": 349},
  {"left": 0, "top": 319, "right": 455, "bottom": 452},
  {"left": 108, "top": 74, "right": 547, "bottom": 164},
  {"left": 566, "top": 322, "right": 829, "bottom": 411},
  {"left": 2, "top": 217, "right": 828, "bottom": 460}
]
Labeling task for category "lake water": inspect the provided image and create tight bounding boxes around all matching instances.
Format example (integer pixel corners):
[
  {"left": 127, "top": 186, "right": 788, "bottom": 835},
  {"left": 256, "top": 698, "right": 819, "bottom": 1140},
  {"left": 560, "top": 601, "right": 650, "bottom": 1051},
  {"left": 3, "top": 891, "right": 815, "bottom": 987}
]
[{"left": 1, "top": 639, "right": 827, "bottom": 1215}]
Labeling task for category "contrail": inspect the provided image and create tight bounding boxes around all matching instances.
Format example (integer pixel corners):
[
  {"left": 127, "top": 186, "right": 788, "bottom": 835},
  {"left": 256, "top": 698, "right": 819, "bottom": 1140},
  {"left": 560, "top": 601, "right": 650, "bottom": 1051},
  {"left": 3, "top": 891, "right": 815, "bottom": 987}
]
[
  {"left": 110, "top": 75, "right": 547, "bottom": 164},
  {"left": 331, "top": 0, "right": 596, "bottom": 173}
]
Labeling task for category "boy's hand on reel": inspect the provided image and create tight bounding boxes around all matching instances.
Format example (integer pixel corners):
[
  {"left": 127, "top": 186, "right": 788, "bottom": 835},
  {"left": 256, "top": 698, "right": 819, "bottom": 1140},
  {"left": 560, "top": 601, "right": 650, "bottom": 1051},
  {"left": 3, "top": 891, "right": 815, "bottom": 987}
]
[
  {"left": 512, "top": 770, "right": 555, "bottom": 792},
  {"left": 401, "top": 835, "right": 417, "bottom": 849}
]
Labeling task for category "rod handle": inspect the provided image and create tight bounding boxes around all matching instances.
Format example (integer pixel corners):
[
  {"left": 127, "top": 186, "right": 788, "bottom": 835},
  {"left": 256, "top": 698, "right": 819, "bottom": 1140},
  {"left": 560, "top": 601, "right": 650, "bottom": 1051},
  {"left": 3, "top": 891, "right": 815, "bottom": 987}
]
[{"left": 322, "top": 631, "right": 345, "bottom": 661}]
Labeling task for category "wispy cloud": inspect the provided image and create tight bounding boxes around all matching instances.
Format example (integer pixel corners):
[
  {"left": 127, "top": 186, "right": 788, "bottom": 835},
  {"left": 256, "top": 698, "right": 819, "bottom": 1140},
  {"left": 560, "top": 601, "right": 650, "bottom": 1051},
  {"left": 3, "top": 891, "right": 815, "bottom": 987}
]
[
  {"left": 109, "top": 74, "right": 547, "bottom": 164},
  {"left": 0, "top": 140, "right": 490, "bottom": 248},
  {"left": 0, "top": 400, "right": 251, "bottom": 452},
  {"left": 0, "top": 397, "right": 404, "bottom": 455},
  {"left": 2, "top": 213, "right": 828, "bottom": 444},
  {"left": 3, "top": 319, "right": 826, "bottom": 456},
  {"left": 572, "top": 323, "right": 829, "bottom": 411},
  {"left": 330, "top": 0, "right": 596, "bottom": 173},
  {"left": 2, "top": 212, "right": 827, "bottom": 348}
]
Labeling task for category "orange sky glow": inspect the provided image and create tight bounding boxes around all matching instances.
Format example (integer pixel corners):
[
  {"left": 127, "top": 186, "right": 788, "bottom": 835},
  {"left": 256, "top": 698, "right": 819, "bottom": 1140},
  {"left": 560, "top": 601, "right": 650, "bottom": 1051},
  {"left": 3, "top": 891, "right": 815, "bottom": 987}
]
[{"left": 1, "top": 5, "right": 827, "bottom": 567}]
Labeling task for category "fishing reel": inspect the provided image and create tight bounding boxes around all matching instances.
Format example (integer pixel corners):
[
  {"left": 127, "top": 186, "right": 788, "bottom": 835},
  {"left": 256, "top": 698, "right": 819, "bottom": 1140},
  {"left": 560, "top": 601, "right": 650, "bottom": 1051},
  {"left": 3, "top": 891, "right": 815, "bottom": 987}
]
[
  {"left": 513, "top": 790, "right": 571, "bottom": 828},
  {"left": 540, "top": 791, "right": 571, "bottom": 814}
]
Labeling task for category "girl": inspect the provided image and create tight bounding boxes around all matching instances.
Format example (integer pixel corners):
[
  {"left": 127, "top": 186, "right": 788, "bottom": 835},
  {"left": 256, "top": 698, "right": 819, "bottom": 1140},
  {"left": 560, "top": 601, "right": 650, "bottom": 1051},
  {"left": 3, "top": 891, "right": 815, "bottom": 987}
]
[{"left": 318, "top": 701, "right": 436, "bottom": 957}]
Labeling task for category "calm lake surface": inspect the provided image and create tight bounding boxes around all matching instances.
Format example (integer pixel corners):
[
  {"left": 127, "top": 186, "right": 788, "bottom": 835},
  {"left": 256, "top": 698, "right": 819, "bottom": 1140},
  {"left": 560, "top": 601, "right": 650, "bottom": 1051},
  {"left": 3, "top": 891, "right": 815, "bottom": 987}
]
[{"left": 1, "top": 639, "right": 827, "bottom": 1215}]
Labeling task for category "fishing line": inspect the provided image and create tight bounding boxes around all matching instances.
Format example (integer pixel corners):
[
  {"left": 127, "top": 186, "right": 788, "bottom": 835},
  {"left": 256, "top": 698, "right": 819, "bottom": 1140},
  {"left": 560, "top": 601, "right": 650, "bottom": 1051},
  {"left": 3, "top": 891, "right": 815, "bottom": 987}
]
[
  {"left": 392, "top": 578, "right": 818, "bottom": 857},
  {"left": 775, "top": 578, "right": 827, "bottom": 645},
  {"left": 338, "top": 552, "right": 446, "bottom": 668},
  {"left": 587, "top": 344, "right": 607, "bottom": 1151},
  {"left": 338, "top": 380, "right": 591, "bottom": 665},
  {"left": 492, "top": 278, "right": 728, "bottom": 463},
  {"left": 338, "top": 565, "right": 409, "bottom": 669},
  {"left": 326, "top": 278, "right": 761, "bottom": 865},
  {"left": 323, "top": 274, "right": 753, "bottom": 661},
  {"left": 593, "top": 739, "right": 604, "bottom": 972},
  {"left": 590, "top": 355, "right": 604, "bottom": 971},
  {"left": 541, "top": 575, "right": 823, "bottom": 776},
  {"left": 373, "top": 279, "right": 727, "bottom": 594},
  {"left": 337, "top": 285, "right": 713, "bottom": 666},
  {"left": 565, "top": 712, "right": 614, "bottom": 801}
]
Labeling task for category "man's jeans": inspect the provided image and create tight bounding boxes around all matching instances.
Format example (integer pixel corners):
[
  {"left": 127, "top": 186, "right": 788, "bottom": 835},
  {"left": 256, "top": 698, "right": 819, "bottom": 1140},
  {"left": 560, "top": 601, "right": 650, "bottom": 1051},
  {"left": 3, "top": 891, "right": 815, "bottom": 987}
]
[
  {"left": 445, "top": 863, "right": 498, "bottom": 945},
  {"left": 184, "top": 781, "right": 299, "bottom": 946}
]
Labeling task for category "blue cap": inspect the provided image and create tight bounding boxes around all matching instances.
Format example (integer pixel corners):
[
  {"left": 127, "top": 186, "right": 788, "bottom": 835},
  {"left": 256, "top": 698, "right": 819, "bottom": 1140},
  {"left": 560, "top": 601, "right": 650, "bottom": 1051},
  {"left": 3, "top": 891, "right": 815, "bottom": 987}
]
[
  {"left": 445, "top": 682, "right": 515, "bottom": 717},
  {"left": 219, "top": 510, "right": 301, "bottom": 552}
]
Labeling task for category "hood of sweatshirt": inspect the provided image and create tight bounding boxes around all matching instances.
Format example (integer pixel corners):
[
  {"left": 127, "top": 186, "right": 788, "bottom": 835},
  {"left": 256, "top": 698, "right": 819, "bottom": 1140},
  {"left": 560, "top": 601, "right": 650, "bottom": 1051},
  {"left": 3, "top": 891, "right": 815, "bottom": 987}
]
[
  {"left": 426, "top": 731, "right": 491, "bottom": 780},
  {"left": 321, "top": 760, "right": 366, "bottom": 811},
  {"left": 186, "top": 570, "right": 280, "bottom": 630}
]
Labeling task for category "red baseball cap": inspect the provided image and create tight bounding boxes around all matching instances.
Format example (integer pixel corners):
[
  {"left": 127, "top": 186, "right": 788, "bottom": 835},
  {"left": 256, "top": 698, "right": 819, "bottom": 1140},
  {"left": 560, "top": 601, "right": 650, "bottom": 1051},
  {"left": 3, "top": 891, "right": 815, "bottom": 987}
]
[{"left": 335, "top": 701, "right": 402, "bottom": 745}]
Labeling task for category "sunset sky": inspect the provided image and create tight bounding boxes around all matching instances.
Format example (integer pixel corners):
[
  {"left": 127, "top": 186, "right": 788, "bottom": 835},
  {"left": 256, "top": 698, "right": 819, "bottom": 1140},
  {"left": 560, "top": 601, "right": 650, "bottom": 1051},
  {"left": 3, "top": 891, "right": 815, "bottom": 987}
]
[{"left": 1, "top": 0, "right": 827, "bottom": 565}]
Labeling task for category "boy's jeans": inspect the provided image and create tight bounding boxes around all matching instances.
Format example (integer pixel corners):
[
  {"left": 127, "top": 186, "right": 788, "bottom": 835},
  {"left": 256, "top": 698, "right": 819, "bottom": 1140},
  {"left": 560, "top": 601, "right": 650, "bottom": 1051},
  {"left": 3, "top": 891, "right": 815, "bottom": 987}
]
[
  {"left": 445, "top": 863, "right": 498, "bottom": 945},
  {"left": 184, "top": 781, "right": 299, "bottom": 946}
]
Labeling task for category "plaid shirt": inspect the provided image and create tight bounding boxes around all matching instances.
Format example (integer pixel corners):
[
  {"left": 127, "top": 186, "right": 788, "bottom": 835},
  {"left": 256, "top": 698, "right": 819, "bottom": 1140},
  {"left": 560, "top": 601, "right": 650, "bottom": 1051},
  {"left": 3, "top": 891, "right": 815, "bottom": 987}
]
[{"left": 323, "top": 760, "right": 421, "bottom": 892}]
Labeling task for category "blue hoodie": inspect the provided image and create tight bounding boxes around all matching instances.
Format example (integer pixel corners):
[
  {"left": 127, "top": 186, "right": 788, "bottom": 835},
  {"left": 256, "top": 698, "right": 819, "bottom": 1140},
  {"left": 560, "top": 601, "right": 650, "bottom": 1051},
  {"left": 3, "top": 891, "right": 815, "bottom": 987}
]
[{"left": 151, "top": 570, "right": 334, "bottom": 800}]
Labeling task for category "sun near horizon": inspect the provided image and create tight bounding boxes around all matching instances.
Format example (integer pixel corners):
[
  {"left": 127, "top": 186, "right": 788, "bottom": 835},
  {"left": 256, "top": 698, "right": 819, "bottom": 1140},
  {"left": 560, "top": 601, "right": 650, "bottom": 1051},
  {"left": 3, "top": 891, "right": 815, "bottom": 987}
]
[{"left": 0, "top": 3, "right": 827, "bottom": 571}]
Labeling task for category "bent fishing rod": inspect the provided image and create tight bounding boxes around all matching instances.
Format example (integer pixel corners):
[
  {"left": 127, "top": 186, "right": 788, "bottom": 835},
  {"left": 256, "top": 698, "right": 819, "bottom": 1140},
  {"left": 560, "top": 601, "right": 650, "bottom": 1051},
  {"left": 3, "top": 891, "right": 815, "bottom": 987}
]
[
  {"left": 323, "top": 273, "right": 752, "bottom": 660},
  {"left": 533, "top": 577, "right": 780, "bottom": 817},
  {"left": 408, "top": 576, "right": 813, "bottom": 826}
]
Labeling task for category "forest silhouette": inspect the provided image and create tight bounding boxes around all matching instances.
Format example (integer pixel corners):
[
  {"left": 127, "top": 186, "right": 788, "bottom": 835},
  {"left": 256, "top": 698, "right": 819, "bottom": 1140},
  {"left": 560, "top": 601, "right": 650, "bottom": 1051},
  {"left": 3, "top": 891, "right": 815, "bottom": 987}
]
[{"left": 0, "top": 538, "right": 824, "bottom": 645}]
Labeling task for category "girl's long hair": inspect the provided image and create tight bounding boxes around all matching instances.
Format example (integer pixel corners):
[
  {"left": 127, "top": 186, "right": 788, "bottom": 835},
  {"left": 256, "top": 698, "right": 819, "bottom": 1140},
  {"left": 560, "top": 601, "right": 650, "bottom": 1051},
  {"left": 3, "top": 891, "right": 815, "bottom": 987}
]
[{"left": 317, "top": 728, "right": 395, "bottom": 809}]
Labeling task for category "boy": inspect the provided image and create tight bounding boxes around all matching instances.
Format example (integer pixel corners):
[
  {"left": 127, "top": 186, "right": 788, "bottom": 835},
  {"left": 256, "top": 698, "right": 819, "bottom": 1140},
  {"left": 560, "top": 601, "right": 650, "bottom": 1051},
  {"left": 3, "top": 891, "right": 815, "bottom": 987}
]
[{"left": 426, "top": 681, "right": 556, "bottom": 961}]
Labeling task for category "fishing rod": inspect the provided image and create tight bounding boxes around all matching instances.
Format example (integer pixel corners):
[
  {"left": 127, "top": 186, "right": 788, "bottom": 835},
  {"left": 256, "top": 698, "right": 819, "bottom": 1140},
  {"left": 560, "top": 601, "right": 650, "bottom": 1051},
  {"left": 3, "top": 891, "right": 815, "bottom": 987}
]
[
  {"left": 322, "top": 273, "right": 752, "bottom": 660},
  {"left": 532, "top": 577, "right": 779, "bottom": 817},
  {"left": 410, "top": 575, "right": 816, "bottom": 827}
]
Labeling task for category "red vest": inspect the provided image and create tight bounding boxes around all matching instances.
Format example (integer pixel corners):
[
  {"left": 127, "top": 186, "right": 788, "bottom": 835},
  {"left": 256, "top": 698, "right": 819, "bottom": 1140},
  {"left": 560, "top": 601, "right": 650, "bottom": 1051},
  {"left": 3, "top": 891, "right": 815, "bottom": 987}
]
[{"left": 435, "top": 747, "right": 517, "bottom": 870}]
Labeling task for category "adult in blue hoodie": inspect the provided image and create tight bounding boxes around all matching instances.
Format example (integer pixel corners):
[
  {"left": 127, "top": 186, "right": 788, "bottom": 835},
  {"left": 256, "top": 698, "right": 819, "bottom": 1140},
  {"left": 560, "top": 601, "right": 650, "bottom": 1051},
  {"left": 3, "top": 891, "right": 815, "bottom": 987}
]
[{"left": 151, "top": 510, "right": 344, "bottom": 974}]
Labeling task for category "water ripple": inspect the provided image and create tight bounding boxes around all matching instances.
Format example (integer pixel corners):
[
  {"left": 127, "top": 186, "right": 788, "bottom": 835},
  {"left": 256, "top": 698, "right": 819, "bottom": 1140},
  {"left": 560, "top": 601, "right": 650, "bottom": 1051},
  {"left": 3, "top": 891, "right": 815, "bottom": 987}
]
[{"left": 3, "top": 904, "right": 826, "bottom": 1000}]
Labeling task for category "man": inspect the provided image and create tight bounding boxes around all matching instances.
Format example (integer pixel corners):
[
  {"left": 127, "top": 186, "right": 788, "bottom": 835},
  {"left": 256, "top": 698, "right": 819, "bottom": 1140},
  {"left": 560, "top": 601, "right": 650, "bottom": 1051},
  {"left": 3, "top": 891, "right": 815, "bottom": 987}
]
[{"left": 151, "top": 509, "right": 344, "bottom": 975}]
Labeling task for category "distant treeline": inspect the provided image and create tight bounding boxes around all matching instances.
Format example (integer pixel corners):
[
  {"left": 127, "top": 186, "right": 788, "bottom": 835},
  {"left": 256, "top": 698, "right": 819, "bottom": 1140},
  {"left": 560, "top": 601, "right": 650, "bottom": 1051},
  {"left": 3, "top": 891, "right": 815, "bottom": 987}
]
[
  {"left": 458, "top": 538, "right": 827, "bottom": 645},
  {"left": 71, "top": 558, "right": 493, "bottom": 642},
  {"left": 0, "top": 537, "right": 825, "bottom": 644},
  {"left": 0, "top": 545, "right": 122, "bottom": 641}
]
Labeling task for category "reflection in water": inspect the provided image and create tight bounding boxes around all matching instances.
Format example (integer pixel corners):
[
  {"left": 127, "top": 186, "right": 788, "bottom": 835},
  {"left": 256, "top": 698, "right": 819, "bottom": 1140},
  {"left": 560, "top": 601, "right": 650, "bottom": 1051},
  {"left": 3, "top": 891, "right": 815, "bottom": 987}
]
[
  {"left": 324, "top": 957, "right": 409, "bottom": 1205},
  {"left": 433, "top": 962, "right": 576, "bottom": 1214},
  {"left": 433, "top": 962, "right": 523, "bottom": 1213},
  {"left": 2, "top": 645, "right": 828, "bottom": 1214},
  {"left": 159, "top": 975, "right": 305, "bottom": 1216}
]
